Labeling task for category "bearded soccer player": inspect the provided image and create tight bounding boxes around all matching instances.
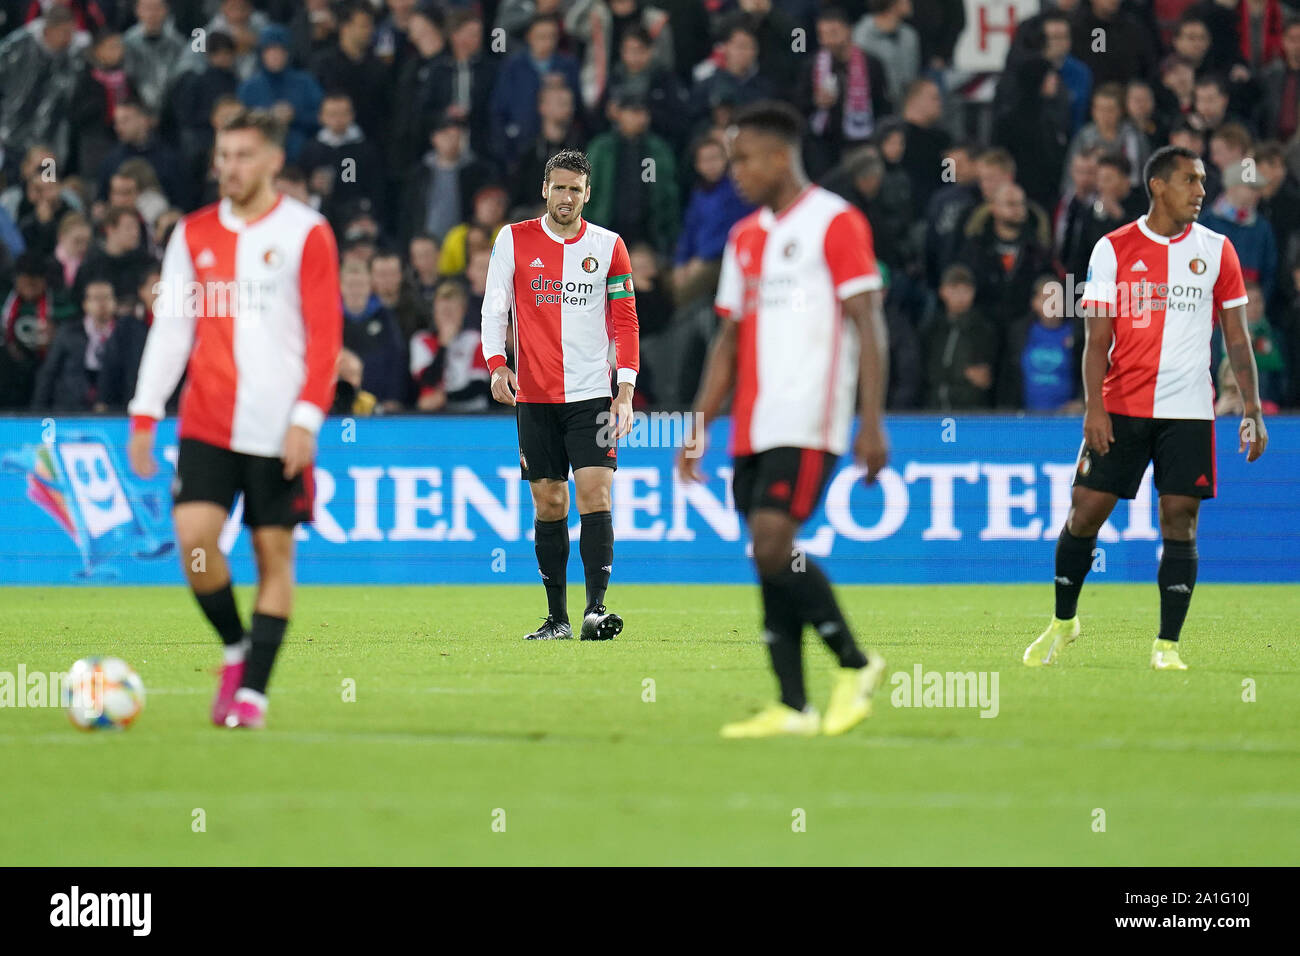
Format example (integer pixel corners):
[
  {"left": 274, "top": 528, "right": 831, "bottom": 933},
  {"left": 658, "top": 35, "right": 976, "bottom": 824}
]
[
  {"left": 1024, "top": 145, "right": 1268, "bottom": 671},
  {"left": 481, "top": 148, "right": 639, "bottom": 641},
  {"left": 678, "top": 102, "right": 889, "bottom": 738},
  {"left": 127, "top": 108, "right": 342, "bottom": 728}
]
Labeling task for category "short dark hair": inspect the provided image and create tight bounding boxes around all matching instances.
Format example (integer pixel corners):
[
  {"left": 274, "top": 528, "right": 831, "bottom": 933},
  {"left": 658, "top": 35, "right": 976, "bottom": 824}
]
[
  {"left": 544, "top": 148, "right": 591, "bottom": 184},
  {"left": 732, "top": 100, "right": 803, "bottom": 144},
  {"left": 817, "top": 5, "right": 852, "bottom": 26},
  {"left": 1195, "top": 73, "right": 1230, "bottom": 97},
  {"left": 940, "top": 263, "right": 976, "bottom": 287},
  {"left": 220, "top": 106, "right": 287, "bottom": 148},
  {"left": 1096, "top": 151, "right": 1132, "bottom": 178},
  {"left": 1144, "top": 145, "right": 1201, "bottom": 199}
]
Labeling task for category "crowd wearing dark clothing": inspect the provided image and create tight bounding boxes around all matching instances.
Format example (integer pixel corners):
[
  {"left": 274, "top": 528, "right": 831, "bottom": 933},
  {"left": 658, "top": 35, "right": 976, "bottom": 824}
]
[{"left": 1, "top": 0, "right": 1299, "bottom": 415}]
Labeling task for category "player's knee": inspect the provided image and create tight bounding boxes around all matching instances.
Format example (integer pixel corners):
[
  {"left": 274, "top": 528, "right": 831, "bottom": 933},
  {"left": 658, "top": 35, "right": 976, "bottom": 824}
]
[
  {"left": 1158, "top": 501, "right": 1199, "bottom": 539},
  {"left": 753, "top": 539, "right": 793, "bottom": 578},
  {"left": 576, "top": 487, "right": 611, "bottom": 513}
]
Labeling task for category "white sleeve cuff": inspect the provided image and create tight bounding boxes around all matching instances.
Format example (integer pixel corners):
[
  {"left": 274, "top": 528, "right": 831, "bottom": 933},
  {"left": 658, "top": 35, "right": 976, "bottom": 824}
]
[
  {"left": 836, "top": 273, "right": 883, "bottom": 299},
  {"left": 290, "top": 401, "right": 326, "bottom": 435},
  {"left": 617, "top": 368, "right": 637, "bottom": 387},
  {"left": 1220, "top": 295, "right": 1249, "bottom": 309}
]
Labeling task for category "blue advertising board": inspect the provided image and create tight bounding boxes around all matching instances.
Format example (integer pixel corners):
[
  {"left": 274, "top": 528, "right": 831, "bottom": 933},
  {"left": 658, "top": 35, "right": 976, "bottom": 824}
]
[{"left": 1, "top": 414, "right": 1296, "bottom": 585}]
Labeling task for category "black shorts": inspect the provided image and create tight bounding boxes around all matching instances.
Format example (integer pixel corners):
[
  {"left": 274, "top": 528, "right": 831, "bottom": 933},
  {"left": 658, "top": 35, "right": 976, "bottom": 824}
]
[
  {"left": 173, "top": 437, "right": 315, "bottom": 527},
  {"left": 733, "top": 447, "right": 839, "bottom": 522},
  {"left": 516, "top": 397, "right": 616, "bottom": 481},
  {"left": 1074, "top": 413, "right": 1216, "bottom": 500}
]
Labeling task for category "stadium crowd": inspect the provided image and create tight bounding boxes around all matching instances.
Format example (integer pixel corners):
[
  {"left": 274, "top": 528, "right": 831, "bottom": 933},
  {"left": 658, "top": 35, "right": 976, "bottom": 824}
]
[{"left": 0, "top": 0, "right": 1298, "bottom": 415}]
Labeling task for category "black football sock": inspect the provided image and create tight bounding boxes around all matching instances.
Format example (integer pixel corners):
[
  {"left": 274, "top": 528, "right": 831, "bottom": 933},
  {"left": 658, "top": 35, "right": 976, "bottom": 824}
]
[
  {"left": 1054, "top": 526, "right": 1097, "bottom": 619},
  {"left": 194, "top": 581, "right": 244, "bottom": 646},
  {"left": 579, "top": 510, "right": 613, "bottom": 615},
  {"left": 790, "top": 556, "right": 869, "bottom": 669},
  {"left": 534, "top": 517, "right": 570, "bottom": 623},
  {"left": 240, "top": 612, "right": 288, "bottom": 695},
  {"left": 1157, "top": 538, "right": 1198, "bottom": 642},
  {"left": 760, "top": 577, "right": 807, "bottom": 711}
]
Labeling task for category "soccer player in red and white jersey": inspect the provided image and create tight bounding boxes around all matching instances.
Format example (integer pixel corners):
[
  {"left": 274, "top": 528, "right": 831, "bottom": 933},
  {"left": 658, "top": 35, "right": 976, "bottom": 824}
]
[
  {"left": 481, "top": 148, "right": 639, "bottom": 641},
  {"left": 1024, "top": 145, "right": 1268, "bottom": 672},
  {"left": 677, "top": 102, "right": 890, "bottom": 738},
  {"left": 126, "top": 108, "right": 342, "bottom": 728}
]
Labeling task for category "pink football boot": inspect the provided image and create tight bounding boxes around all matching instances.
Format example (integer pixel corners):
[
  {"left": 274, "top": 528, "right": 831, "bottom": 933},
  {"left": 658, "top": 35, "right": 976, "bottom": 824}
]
[
  {"left": 226, "top": 690, "right": 267, "bottom": 729},
  {"left": 211, "top": 660, "right": 244, "bottom": 726}
]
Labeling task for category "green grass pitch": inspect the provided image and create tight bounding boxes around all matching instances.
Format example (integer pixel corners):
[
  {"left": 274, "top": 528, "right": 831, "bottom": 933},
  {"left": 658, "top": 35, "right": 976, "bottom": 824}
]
[{"left": 1, "top": 583, "right": 1297, "bottom": 866}]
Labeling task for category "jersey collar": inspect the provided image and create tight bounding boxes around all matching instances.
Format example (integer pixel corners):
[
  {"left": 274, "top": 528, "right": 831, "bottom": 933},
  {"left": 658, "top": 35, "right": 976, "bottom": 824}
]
[
  {"left": 539, "top": 214, "right": 588, "bottom": 244},
  {"left": 218, "top": 194, "right": 283, "bottom": 232},
  {"left": 1137, "top": 214, "right": 1192, "bottom": 245},
  {"left": 758, "top": 184, "right": 816, "bottom": 230}
]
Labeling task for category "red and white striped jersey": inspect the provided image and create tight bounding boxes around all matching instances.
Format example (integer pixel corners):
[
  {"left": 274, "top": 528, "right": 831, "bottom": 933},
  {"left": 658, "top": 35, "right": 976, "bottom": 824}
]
[
  {"left": 129, "top": 195, "right": 342, "bottom": 456},
  {"left": 480, "top": 216, "right": 639, "bottom": 404},
  {"left": 1081, "top": 215, "right": 1247, "bottom": 420},
  {"left": 715, "top": 185, "right": 882, "bottom": 457}
]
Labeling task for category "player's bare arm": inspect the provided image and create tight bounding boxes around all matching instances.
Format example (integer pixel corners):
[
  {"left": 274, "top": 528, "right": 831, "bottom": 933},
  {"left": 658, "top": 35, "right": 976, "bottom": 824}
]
[
  {"left": 490, "top": 365, "right": 518, "bottom": 406},
  {"left": 128, "top": 425, "right": 157, "bottom": 479},
  {"left": 1220, "top": 302, "right": 1269, "bottom": 461},
  {"left": 1081, "top": 304, "right": 1115, "bottom": 456},
  {"left": 678, "top": 318, "right": 738, "bottom": 481},
  {"left": 845, "top": 289, "right": 889, "bottom": 483}
]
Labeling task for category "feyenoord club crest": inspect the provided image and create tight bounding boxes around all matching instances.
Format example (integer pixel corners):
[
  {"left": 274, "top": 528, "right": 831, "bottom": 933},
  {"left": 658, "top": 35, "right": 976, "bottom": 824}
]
[
  {"left": 1189, "top": 257, "right": 1207, "bottom": 275},
  {"left": 783, "top": 239, "right": 799, "bottom": 258},
  {"left": 1078, "top": 454, "right": 1092, "bottom": 477},
  {"left": 581, "top": 256, "right": 599, "bottom": 273},
  {"left": 263, "top": 247, "right": 284, "bottom": 269}
]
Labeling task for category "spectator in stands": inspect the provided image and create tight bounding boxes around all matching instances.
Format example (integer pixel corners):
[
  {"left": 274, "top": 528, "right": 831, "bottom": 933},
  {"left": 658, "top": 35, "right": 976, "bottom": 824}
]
[
  {"left": 97, "top": 98, "right": 188, "bottom": 210},
  {"left": 31, "top": 277, "right": 116, "bottom": 411},
  {"left": 0, "top": 6, "right": 79, "bottom": 175},
  {"left": 123, "top": 0, "right": 188, "bottom": 115},
  {"left": 1169, "top": 15, "right": 1214, "bottom": 80},
  {"left": 1127, "top": 80, "right": 1169, "bottom": 159},
  {"left": 511, "top": 83, "right": 586, "bottom": 210},
  {"left": 332, "top": 347, "right": 379, "bottom": 416},
  {"left": 298, "top": 93, "right": 384, "bottom": 230},
  {"left": 1242, "top": 278, "right": 1287, "bottom": 407},
  {"left": 425, "top": 10, "right": 497, "bottom": 162},
  {"left": 1061, "top": 83, "right": 1147, "bottom": 195},
  {"left": 1284, "top": 250, "right": 1300, "bottom": 404},
  {"left": 1260, "top": 18, "right": 1300, "bottom": 141},
  {"left": 898, "top": 78, "right": 951, "bottom": 212},
  {"left": 1207, "top": 121, "right": 1253, "bottom": 201},
  {"left": 1001, "top": 274, "right": 1084, "bottom": 411},
  {"left": 75, "top": 205, "right": 150, "bottom": 301},
  {"left": 463, "top": 244, "right": 492, "bottom": 332},
  {"left": 1202, "top": 160, "right": 1279, "bottom": 300},
  {"left": 399, "top": 112, "right": 498, "bottom": 245},
  {"left": 736, "top": 0, "right": 801, "bottom": 91},
  {"left": 410, "top": 279, "right": 490, "bottom": 412},
  {"left": 959, "top": 181, "right": 1054, "bottom": 326},
  {"left": 390, "top": 5, "right": 448, "bottom": 172},
  {"left": 1071, "top": 0, "right": 1158, "bottom": 86},
  {"left": 674, "top": 135, "right": 752, "bottom": 306},
  {"left": 97, "top": 264, "right": 162, "bottom": 411},
  {"left": 439, "top": 185, "right": 508, "bottom": 277},
  {"left": 569, "top": 0, "right": 676, "bottom": 112},
  {"left": 599, "top": 25, "right": 688, "bottom": 148},
  {"left": 923, "top": 141, "right": 980, "bottom": 288},
  {"left": 910, "top": 0, "right": 967, "bottom": 70},
  {"left": 71, "top": 28, "right": 135, "bottom": 183},
  {"left": 691, "top": 18, "right": 773, "bottom": 125},
  {"left": 371, "top": 249, "right": 423, "bottom": 342},
  {"left": 1192, "top": 73, "right": 1243, "bottom": 131},
  {"left": 995, "top": 54, "right": 1072, "bottom": 213},
  {"left": 204, "top": 0, "right": 270, "bottom": 81},
  {"left": 171, "top": 33, "right": 239, "bottom": 189},
  {"left": 1158, "top": 54, "right": 1198, "bottom": 123},
  {"left": 408, "top": 232, "right": 441, "bottom": 307},
  {"left": 52, "top": 212, "right": 92, "bottom": 295},
  {"left": 1194, "top": 0, "right": 1253, "bottom": 76},
  {"left": 1, "top": 254, "right": 66, "bottom": 409},
  {"left": 853, "top": 0, "right": 921, "bottom": 110},
  {"left": 1241, "top": 0, "right": 1286, "bottom": 71},
  {"left": 585, "top": 90, "right": 680, "bottom": 256},
  {"left": 1041, "top": 12, "right": 1093, "bottom": 135},
  {"left": 375, "top": 0, "right": 423, "bottom": 71},
  {"left": 822, "top": 144, "right": 915, "bottom": 275},
  {"left": 923, "top": 264, "right": 997, "bottom": 409},
  {"left": 1065, "top": 152, "right": 1146, "bottom": 279},
  {"left": 1256, "top": 140, "right": 1300, "bottom": 289},
  {"left": 490, "top": 14, "right": 582, "bottom": 165},
  {"left": 1056, "top": 145, "right": 1100, "bottom": 270},
  {"left": 18, "top": 173, "right": 78, "bottom": 261},
  {"left": 341, "top": 259, "right": 406, "bottom": 411},
  {"left": 629, "top": 240, "right": 674, "bottom": 404},
  {"left": 237, "top": 25, "right": 324, "bottom": 164},
  {"left": 799, "top": 6, "right": 891, "bottom": 179},
  {"left": 311, "top": 1, "right": 392, "bottom": 147},
  {"left": 289, "top": 0, "right": 339, "bottom": 68}
]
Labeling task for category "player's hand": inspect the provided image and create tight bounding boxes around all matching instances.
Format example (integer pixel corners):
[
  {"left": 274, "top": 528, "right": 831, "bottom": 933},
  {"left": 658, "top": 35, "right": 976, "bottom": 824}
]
[
  {"left": 128, "top": 428, "right": 157, "bottom": 479},
  {"left": 1084, "top": 405, "right": 1114, "bottom": 455},
  {"left": 1240, "top": 409, "right": 1268, "bottom": 462},
  {"left": 854, "top": 419, "right": 889, "bottom": 484},
  {"left": 677, "top": 426, "right": 707, "bottom": 483},
  {"left": 491, "top": 367, "right": 517, "bottom": 406},
  {"left": 282, "top": 425, "right": 316, "bottom": 479},
  {"left": 610, "top": 385, "right": 634, "bottom": 440}
]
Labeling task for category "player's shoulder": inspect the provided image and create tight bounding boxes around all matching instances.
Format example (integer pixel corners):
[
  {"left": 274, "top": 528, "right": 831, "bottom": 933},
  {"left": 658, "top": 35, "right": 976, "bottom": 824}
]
[
  {"left": 577, "top": 218, "right": 624, "bottom": 251},
  {"left": 1101, "top": 218, "right": 1143, "bottom": 247},
  {"left": 273, "top": 194, "right": 330, "bottom": 231},
  {"left": 725, "top": 207, "right": 766, "bottom": 246},
  {"left": 1188, "top": 219, "right": 1231, "bottom": 248}
]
